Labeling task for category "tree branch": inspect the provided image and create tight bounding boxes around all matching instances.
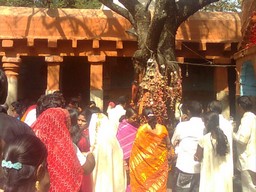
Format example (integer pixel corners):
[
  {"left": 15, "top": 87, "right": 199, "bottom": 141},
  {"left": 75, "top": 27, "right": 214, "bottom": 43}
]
[
  {"left": 99, "top": 0, "right": 135, "bottom": 25},
  {"left": 176, "top": 0, "right": 219, "bottom": 26},
  {"left": 145, "top": 0, "right": 169, "bottom": 53},
  {"left": 119, "top": 0, "right": 140, "bottom": 16},
  {"left": 145, "top": 0, "right": 153, "bottom": 11}
]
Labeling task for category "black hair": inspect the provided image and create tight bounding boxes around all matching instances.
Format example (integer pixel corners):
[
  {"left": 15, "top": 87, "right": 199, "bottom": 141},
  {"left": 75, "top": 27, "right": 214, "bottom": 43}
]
[
  {"left": 79, "top": 106, "right": 101, "bottom": 128},
  {"left": 79, "top": 109, "right": 92, "bottom": 126},
  {"left": 204, "top": 112, "right": 229, "bottom": 156},
  {"left": 88, "top": 101, "right": 96, "bottom": 108},
  {"left": 119, "top": 107, "right": 137, "bottom": 122},
  {"left": 142, "top": 107, "right": 157, "bottom": 129},
  {"left": 11, "top": 101, "right": 26, "bottom": 118},
  {"left": 187, "top": 100, "right": 202, "bottom": 117},
  {"left": 116, "top": 96, "right": 127, "bottom": 106},
  {"left": 68, "top": 97, "right": 80, "bottom": 108},
  {"left": 207, "top": 100, "right": 222, "bottom": 114},
  {"left": 0, "top": 68, "right": 8, "bottom": 105},
  {"left": 67, "top": 107, "right": 79, "bottom": 127},
  {"left": 2, "top": 134, "right": 47, "bottom": 192},
  {"left": 67, "top": 108, "right": 81, "bottom": 145},
  {"left": 88, "top": 106, "right": 101, "bottom": 114},
  {"left": 78, "top": 107, "right": 101, "bottom": 128},
  {"left": 36, "top": 92, "right": 66, "bottom": 117},
  {"left": 237, "top": 96, "right": 253, "bottom": 111}
]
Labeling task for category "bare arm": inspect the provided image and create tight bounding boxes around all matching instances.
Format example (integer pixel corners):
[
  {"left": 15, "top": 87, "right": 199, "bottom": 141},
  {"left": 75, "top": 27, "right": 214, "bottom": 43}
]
[
  {"left": 82, "top": 152, "right": 95, "bottom": 175},
  {"left": 194, "top": 144, "right": 203, "bottom": 162}
]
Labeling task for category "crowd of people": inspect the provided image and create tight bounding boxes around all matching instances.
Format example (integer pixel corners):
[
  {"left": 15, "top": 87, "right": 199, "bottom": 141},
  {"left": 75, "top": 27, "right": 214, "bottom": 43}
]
[{"left": 0, "top": 67, "right": 255, "bottom": 192}]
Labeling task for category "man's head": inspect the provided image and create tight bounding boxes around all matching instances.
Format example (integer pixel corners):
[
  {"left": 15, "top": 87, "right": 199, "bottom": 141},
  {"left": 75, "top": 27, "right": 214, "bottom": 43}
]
[
  {"left": 117, "top": 96, "right": 127, "bottom": 107},
  {"left": 207, "top": 100, "right": 222, "bottom": 114},
  {"left": 36, "top": 92, "right": 66, "bottom": 117},
  {"left": 237, "top": 96, "right": 253, "bottom": 112},
  {"left": 187, "top": 100, "right": 202, "bottom": 118},
  {"left": 0, "top": 68, "right": 8, "bottom": 105}
]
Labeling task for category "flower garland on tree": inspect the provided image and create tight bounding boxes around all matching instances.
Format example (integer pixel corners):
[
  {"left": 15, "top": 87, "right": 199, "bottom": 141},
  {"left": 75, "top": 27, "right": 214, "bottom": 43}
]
[{"left": 137, "top": 57, "right": 182, "bottom": 124}]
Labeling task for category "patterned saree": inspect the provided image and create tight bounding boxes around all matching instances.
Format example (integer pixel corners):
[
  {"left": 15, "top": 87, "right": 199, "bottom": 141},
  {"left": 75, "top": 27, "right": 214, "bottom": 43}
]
[
  {"left": 32, "top": 108, "right": 83, "bottom": 192},
  {"left": 129, "top": 123, "right": 169, "bottom": 191}
]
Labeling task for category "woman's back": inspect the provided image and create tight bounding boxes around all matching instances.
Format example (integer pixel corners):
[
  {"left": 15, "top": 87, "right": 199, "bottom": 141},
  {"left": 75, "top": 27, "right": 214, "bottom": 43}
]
[
  {"left": 130, "top": 123, "right": 169, "bottom": 191},
  {"left": 199, "top": 133, "right": 232, "bottom": 192},
  {"left": 89, "top": 113, "right": 126, "bottom": 192}
]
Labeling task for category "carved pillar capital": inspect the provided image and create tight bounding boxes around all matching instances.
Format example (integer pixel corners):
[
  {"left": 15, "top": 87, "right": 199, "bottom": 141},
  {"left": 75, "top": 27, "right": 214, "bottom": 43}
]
[
  {"left": 1, "top": 56, "right": 21, "bottom": 110},
  {"left": 2, "top": 56, "right": 21, "bottom": 76}
]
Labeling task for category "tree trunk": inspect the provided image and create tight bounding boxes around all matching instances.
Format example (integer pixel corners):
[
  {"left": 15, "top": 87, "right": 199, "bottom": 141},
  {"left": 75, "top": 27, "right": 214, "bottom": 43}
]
[{"left": 100, "top": 0, "right": 219, "bottom": 125}]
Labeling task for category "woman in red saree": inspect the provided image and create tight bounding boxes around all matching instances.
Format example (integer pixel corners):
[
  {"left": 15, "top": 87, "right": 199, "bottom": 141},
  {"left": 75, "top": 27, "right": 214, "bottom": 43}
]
[
  {"left": 129, "top": 107, "right": 170, "bottom": 191},
  {"left": 32, "top": 108, "right": 83, "bottom": 192}
]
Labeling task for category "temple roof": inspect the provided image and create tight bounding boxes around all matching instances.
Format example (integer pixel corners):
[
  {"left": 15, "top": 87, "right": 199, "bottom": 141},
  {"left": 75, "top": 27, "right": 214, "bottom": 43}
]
[{"left": 0, "top": 6, "right": 241, "bottom": 43}]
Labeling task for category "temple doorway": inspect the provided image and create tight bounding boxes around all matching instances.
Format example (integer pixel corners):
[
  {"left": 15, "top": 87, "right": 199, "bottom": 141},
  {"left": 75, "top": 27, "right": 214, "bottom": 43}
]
[
  {"left": 18, "top": 56, "right": 47, "bottom": 105},
  {"left": 180, "top": 59, "right": 215, "bottom": 109},
  {"left": 60, "top": 56, "right": 90, "bottom": 108},
  {"left": 103, "top": 57, "right": 134, "bottom": 109}
]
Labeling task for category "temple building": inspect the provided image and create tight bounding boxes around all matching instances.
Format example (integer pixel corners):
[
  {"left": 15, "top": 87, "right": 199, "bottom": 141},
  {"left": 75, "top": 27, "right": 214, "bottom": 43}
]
[
  {"left": 233, "top": 0, "right": 256, "bottom": 97},
  {"left": 0, "top": 6, "right": 241, "bottom": 116}
]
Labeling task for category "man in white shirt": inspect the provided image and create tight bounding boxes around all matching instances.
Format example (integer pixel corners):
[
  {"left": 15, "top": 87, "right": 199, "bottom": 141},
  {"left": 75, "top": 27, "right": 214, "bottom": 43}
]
[
  {"left": 107, "top": 96, "right": 127, "bottom": 134},
  {"left": 233, "top": 96, "right": 256, "bottom": 192},
  {"left": 171, "top": 101, "right": 205, "bottom": 192}
]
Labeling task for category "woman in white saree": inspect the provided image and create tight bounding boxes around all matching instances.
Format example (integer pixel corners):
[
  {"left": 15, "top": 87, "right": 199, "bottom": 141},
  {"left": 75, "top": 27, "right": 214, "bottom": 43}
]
[{"left": 88, "top": 108, "right": 126, "bottom": 192}]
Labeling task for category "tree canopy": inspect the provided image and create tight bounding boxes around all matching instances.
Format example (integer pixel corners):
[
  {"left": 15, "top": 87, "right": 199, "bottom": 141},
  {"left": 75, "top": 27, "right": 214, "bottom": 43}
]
[
  {"left": 202, "top": 0, "right": 241, "bottom": 12},
  {"left": 0, "top": 0, "right": 241, "bottom": 11},
  {"left": 0, "top": 0, "right": 102, "bottom": 9}
]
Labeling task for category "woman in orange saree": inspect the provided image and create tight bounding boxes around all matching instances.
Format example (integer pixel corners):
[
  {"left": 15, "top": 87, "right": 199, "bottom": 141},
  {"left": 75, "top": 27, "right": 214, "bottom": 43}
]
[{"left": 129, "top": 107, "right": 169, "bottom": 191}]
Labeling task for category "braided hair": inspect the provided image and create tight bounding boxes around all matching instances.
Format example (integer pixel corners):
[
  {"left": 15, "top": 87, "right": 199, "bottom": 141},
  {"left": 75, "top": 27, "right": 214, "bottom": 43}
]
[{"left": 204, "top": 112, "right": 229, "bottom": 156}]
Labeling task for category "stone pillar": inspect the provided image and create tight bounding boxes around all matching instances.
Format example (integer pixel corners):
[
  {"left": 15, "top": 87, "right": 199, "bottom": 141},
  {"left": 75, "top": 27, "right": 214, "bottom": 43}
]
[
  {"left": 88, "top": 55, "right": 106, "bottom": 111},
  {"left": 2, "top": 56, "right": 21, "bottom": 107},
  {"left": 45, "top": 56, "right": 63, "bottom": 94},
  {"left": 214, "top": 66, "right": 230, "bottom": 119}
]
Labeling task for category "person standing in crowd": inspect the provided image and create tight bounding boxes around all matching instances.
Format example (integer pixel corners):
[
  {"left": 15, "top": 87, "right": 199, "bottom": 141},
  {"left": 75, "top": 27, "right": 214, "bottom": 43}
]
[
  {"left": 0, "top": 68, "right": 34, "bottom": 143},
  {"left": 108, "top": 96, "right": 127, "bottom": 134},
  {"left": 116, "top": 107, "right": 140, "bottom": 192},
  {"left": 0, "top": 68, "right": 35, "bottom": 189},
  {"left": 67, "top": 97, "right": 82, "bottom": 112},
  {"left": 87, "top": 101, "right": 96, "bottom": 109},
  {"left": 32, "top": 108, "right": 83, "bottom": 192},
  {"left": 77, "top": 109, "right": 91, "bottom": 153},
  {"left": 106, "top": 101, "right": 115, "bottom": 116},
  {"left": 233, "top": 96, "right": 256, "bottom": 191},
  {"left": 67, "top": 107, "right": 95, "bottom": 192},
  {"left": 1, "top": 134, "right": 49, "bottom": 192},
  {"left": 194, "top": 112, "right": 232, "bottom": 192},
  {"left": 9, "top": 101, "right": 26, "bottom": 120},
  {"left": 171, "top": 100, "right": 205, "bottom": 192},
  {"left": 21, "top": 104, "right": 37, "bottom": 126},
  {"left": 36, "top": 91, "right": 66, "bottom": 118},
  {"left": 88, "top": 107, "right": 126, "bottom": 192},
  {"left": 207, "top": 100, "right": 234, "bottom": 177},
  {"left": 129, "top": 107, "right": 170, "bottom": 191}
]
